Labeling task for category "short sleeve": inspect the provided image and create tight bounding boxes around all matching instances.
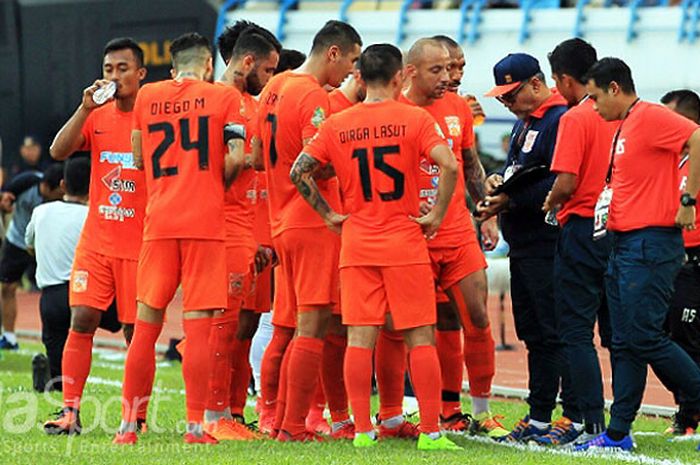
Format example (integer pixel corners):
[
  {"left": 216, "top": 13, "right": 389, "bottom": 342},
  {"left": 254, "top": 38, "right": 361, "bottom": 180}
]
[
  {"left": 417, "top": 110, "right": 447, "bottom": 156},
  {"left": 550, "top": 110, "right": 587, "bottom": 176},
  {"left": 459, "top": 97, "right": 475, "bottom": 150},
  {"left": 651, "top": 105, "right": 699, "bottom": 154},
  {"left": 25, "top": 210, "right": 37, "bottom": 248},
  {"left": 299, "top": 88, "right": 331, "bottom": 141},
  {"left": 132, "top": 88, "right": 145, "bottom": 131},
  {"left": 302, "top": 119, "right": 334, "bottom": 165},
  {"left": 223, "top": 89, "right": 246, "bottom": 126}
]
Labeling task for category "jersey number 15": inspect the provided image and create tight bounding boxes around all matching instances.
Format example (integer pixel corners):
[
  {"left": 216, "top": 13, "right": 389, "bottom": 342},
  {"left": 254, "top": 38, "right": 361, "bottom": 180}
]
[{"left": 352, "top": 145, "right": 404, "bottom": 201}]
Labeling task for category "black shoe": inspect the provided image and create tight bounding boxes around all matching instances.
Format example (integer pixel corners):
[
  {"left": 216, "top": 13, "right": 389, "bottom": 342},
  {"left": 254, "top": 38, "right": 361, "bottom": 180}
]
[
  {"left": 32, "top": 353, "right": 50, "bottom": 392},
  {"left": 163, "top": 338, "right": 183, "bottom": 362}
]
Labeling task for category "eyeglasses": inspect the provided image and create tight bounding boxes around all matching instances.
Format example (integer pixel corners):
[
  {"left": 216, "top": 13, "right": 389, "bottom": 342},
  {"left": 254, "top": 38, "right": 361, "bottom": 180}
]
[{"left": 496, "top": 79, "right": 529, "bottom": 104}]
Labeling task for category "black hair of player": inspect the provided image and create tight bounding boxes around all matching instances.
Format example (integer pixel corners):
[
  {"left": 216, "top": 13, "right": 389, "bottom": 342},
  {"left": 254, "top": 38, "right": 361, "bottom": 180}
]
[
  {"left": 63, "top": 156, "right": 90, "bottom": 197},
  {"left": 583, "top": 57, "right": 636, "bottom": 94},
  {"left": 431, "top": 35, "right": 460, "bottom": 50},
  {"left": 548, "top": 38, "right": 597, "bottom": 84},
  {"left": 661, "top": 89, "right": 700, "bottom": 122},
  {"left": 310, "top": 20, "right": 362, "bottom": 55},
  {"left": 275, "top": 49, "right": 306, "bottom": 74},
  {"left": 358, "top": 44, "right": 402, "bottom": 86},
  {"left": 217, "top": 21, "right": 282, "bottom": 63},
  {"left": 42, "top": 163, "right": 65, "bottom": 191},
  {"left": 104, "top": 37, "right": 144, "bottom": 68},
  {"left": 170, "top": 32, "right": 211, "bottom": 61},
  {"left": 231, "top": 31, "right": 276, "bottom": 62}
]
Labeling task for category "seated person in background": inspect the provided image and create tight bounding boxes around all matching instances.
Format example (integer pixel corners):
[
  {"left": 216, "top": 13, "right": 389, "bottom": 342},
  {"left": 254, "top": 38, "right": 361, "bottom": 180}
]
[{"left": 25, "top": 157, "right": 90, "bottom": 391}]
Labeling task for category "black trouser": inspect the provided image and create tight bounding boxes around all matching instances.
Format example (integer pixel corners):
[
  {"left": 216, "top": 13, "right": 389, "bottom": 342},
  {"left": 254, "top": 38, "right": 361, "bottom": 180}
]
[
  {"left": 654, "top": 249, "right": 700, "bottom": 428},
  {"left": 554, "top": 216, "right": 612, "bottom": 431},
  {"left": 510, "top": 256, "right": 580, "bottom": 423},
  {"left": 39, "top": 282, "right": 122, "bottom": 390},
  {"left": 39, "top": 283, "right": 71, "bottom": 390}
]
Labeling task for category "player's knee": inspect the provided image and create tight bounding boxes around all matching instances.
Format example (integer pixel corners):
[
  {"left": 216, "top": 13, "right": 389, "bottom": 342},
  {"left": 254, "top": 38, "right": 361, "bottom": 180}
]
[
  {"left": 436, "top": 302, "right": 461, "bottom": 331},
  {"left": 467, "top": 306, "right": 490, "bottom": 329},
  {"left": 403, "top": 325, "right": 436, "bottom": 349},
  {"left": 70, "top": 306, "right": 101, "bottom": 333},
  {"left": 297, "top": 307, "right": 331, "bottom": 338}
]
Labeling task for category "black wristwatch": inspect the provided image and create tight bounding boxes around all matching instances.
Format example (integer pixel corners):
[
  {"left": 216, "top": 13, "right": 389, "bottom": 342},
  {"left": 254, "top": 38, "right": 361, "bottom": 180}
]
[{"left": 681, "top": 192, "right": 697, "bottom": 207}]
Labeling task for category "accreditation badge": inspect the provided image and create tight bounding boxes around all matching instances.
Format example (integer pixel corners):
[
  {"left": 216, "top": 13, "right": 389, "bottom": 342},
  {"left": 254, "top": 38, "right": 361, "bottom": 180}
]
[{"left": 593, "top": 186, "right": 613, "bottom": 240}]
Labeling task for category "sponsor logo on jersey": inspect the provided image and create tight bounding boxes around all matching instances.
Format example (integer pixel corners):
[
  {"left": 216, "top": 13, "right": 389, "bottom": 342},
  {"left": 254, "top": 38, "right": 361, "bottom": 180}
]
[
  {"left": 99, "top": 205, "right": 136, "bottom": 222},
  {"left": 445, "top": 116, "right": 461, "bottom": 137},
  {"left": 311, "top": 107, "right": 326, "bottom": 128},
  {"left": 99, "top": 151, "right": 137, "bottom": 170},
  {"left": 72, "top": 270, "right": 88, "bottom": 293}
]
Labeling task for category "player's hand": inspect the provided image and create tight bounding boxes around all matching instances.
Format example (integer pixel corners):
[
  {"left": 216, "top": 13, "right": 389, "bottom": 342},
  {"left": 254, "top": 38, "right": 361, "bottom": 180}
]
[
  {"left": 475, "top": 192, "right": 509, "bottom": 221},
  {"left": 465, "top": 94, "right": 486, "bottom": 120},
  {"left": 0, "top": 192, "right": 15, "bottom": 212},
  {"left": 411, "top": 211, "right": 442, "bottom": 240},
  {"left": 480, "top": 216, "right": 499, "bottom": 251},
  {"left": 676, "top": 205, "right": 696, "bottom": 231},
  {"left": 324, "top": 211, "right": 349, "bottom": 234},
  {"left": 254, "top": 245, "right": 274, "bottom": 274},
  {"left": 81, "top": 79, "right": 113, "bottom": 110},
  {"left": 542, "top": 190, "right": 557, "bottom": 213},
  {"left": 418, "top": 201, "right": 432, "bottom": 216},
  {"left": 484, "top": 174, "right": 503, "bottom": 195}
]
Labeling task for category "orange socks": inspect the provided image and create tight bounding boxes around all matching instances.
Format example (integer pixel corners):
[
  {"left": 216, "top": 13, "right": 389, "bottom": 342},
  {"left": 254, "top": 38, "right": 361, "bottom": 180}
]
[
  {"left": 322, "top": 333, "right": 349, "bottom": 423},
  {"left": 409, "top": 345, "right": 442, "bottom": 434},
  {"left": 182, "top": 317, "right": 212, "bottom": 423},
  {"left": 62, "top": 330, "right": 94, "bottom": 410},
  {"left": 436, "top": 329, "right": 463, "bottom": 418},
  {"left": 229, "top": 337, "right": 252, "bottom": 417},
  {"left": 374, "top": 328, "right": 406, "bottom": 420},
  {"left": 344, "top": 346, "right": 373, "bottom": 433},
  {"left": 280, "top": 336, "right": 324, "bottom": 436},
  {"left": 464, "top": 321, "right": 495, "bottom": 399},
  {"left": 121, "top": 320, "right": 163, "bottom": 422},
  {"left": 205, "top": 311, "right": 237, "bottom": 413},
  {"left": 273, "top": 338, "right": 295, "bottom": 433},
  {"left": 260, "top": 327, "right": 293, "bottom": 420}
]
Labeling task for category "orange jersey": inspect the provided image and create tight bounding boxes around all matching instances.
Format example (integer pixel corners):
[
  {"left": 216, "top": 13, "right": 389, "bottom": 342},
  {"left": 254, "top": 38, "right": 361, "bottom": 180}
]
[
  {"left": 78, "top": 102, "right": 146, "bottom": 260},
  {"left": 252, "top": 171, "right": 272, "bottom": 246},
  {"left": 224, "top": 91, "right": 258, "bottom": 249},
  {"left": 258, "top": 72, "right": 340, "bottom": 237},
  {"left": 400, "top": 92, "right": 475, "bottom": 248},
  {"left": 329, "top": 88, "right": 354, "bottom": 114},
  {"left": 133, "top": 79, "right": 245, "bottom": 240},
  {"left": 303, "top": 99, "right": 447, "bottom": 267}
]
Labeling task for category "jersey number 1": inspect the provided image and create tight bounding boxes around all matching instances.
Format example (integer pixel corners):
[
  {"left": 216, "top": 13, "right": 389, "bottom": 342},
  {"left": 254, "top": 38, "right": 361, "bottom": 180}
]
[
  {"left": 352, "top": 145, "right": 404, "bottom": 201},
  {"left": 148, "top": 116, "right": 210, "bottom": 178}
]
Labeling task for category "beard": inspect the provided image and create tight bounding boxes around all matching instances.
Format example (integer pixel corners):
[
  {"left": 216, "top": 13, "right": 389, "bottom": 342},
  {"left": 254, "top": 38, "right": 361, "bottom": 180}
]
[{"left": 246, "top": 71, "right": 264, "bottom": 96}]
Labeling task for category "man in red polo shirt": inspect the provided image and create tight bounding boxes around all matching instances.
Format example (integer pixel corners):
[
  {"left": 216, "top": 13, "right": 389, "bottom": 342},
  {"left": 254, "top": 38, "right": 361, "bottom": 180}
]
[
  {"left": 575, "top": 58, "right": 700, "bottom": 452},
  {"left": 540, "top": 38, "right": 617, "bottom": 446}
]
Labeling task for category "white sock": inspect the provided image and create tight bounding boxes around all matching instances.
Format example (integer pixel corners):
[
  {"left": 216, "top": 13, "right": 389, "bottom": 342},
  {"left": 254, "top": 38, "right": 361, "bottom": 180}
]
[
  {"left": 3, "top": 332, "right": 16, "bottom": 345},
  {"left": 204, "top": 408, "right": 231, "bottom": 424},
  {"left": 356, "top": 430, "right": 376, "bottom": 440},
  {"left": 382, "top": 414, "right": 404, "bottom": 429},
  {"left": 529, "top": 419, "right": 550, "bottom": 430},
  {"left": 471, "top": 397, "right": 489, "bottom": 416},
  {"left": 572, "top": 421, "right": 584, "bottom": 432},
  {"left": 187, "top": 422, "right": 203, "bottom": 436},
  {"left": 428, "top": 431, "right": 441, "bottom": 440}
]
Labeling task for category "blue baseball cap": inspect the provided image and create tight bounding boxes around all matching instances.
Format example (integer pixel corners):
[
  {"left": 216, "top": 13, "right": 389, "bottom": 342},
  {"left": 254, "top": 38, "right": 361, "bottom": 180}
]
[{"left": 485, "top": 53, "right": 542, "bottom": 97}]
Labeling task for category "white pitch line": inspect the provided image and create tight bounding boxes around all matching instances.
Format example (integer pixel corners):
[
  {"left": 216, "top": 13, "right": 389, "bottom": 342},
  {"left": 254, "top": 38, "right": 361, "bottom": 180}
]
[{"left": 462, "top": 435, "right": 690, "bottom": 465}]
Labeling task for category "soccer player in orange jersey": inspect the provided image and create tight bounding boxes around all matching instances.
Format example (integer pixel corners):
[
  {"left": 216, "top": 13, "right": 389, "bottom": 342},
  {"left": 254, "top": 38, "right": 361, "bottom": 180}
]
[
  {"left": 257, "top": 20, "right": 361, "bottom": 441},
  {"left": 328, "top": 64, "right": 366, "bottom": 114},
  {"left": 292, "top": 43, "right": 462, "bottom": 451},
  {"left": 44, "top": 38, "right": 147, "bottom": 435},
  {"left": 194, "top": 26, "right": 280, "bottom": 441},
  {"left": 113, "top": 32, "right": 247, "bottom": 445},
  {"left": 418, "top": 35, "right": 506, "bottom": 437}
]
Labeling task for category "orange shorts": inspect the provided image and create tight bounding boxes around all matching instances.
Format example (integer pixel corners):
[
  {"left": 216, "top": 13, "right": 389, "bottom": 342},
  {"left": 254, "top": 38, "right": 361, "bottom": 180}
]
[
  {"left": 429, "top": 237, "right": 487, "bottom": 291},
  {"left": 226, "top": 245, "right": 255, "bottom": 312},
  {"left": 69, "top": 247, "right": 137, "bottom": 324},
  {"left": 339, "top": 264, "right": 436, "bottom": 331},
  {"left": 137, "top": 239, "right": 227, "bottom": 312},
  {"left": 271, "top": 227, "right": 340, "bottom": 329},
  {"left": 243, "top": 264, "right": 272, "bottom": 313}
]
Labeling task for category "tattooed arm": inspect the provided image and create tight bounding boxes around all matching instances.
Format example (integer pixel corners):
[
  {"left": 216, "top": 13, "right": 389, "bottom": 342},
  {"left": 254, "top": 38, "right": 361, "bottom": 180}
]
[
  {"left": 291, "top": 153, "right": 347, "bottom": 233},
  {"left": 462, "top": 147, "right": 487, "bottom": 204}
]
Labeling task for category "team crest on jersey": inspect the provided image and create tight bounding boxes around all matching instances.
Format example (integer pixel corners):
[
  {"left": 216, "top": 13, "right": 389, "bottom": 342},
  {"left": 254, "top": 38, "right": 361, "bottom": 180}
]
[
  {"left": 444, "top": 116, "right": 461, "bottom": 137},
  {"left": 522, "top": 130, "right": 539, "bottom": 153},
  {"left": 311, "top": 107, "right": 326, "bottom": 128},
  {"left": 72, "top": 270, "right": 88, "bottom": 293},
  {"left": 228, "top": 272, "right": 244, "bottom": 297}
]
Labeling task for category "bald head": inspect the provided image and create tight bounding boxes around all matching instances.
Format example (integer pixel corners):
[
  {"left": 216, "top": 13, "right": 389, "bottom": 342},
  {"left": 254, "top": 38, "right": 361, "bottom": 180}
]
[{"left": 405, "top": 38, "right": 448, "bottom": 66}]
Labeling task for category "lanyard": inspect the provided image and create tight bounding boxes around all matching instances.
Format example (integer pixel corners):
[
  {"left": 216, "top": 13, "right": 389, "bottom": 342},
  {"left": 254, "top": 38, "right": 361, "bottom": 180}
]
[{"left": 605, "top": 98, "right": 640, "bottom": 184}]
